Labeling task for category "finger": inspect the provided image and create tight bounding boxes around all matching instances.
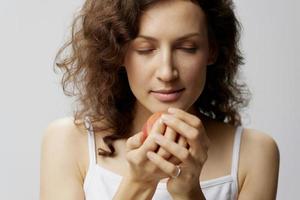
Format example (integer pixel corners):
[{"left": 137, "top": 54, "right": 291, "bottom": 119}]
[
  {"left": 168, "top": 108, "right": 210, "bottom": 150},
  {"left": 167, "top": 134, "right": 187, "bottom": 165},
  {"left": 168, "top": 156, "right": 182, "bottom": 165},
  {"left": 146, "top": 151, "right": 182, "bottom": 178},
  {"left": 168, "top": 107, "right": 202, "bottom": 128},
  {"left": 178, "top": 135, "right": 188, "bottom": 148},
  {"left": 160, "top": 114, "right": 201, "bottom": 149},
  {"left": 148, "top": 115, "right": 166, "bottom": 136},
  {"left": 140, "top": 117, "right": 165, "bottom": 153},
  {"left": 126, "top": 132, "right": 143, "bottom": 151},
  {"left": 156, "top": 126, "right": 176, "bottom": 159},
  {"left": 167, "top": 108, "right": 209, "bottom": 151},
  {"left": 153, "top": 134, "right": 191, "bottom": 163}
]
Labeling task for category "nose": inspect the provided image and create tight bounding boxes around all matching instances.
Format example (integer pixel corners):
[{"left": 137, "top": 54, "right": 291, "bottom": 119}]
[{"left": 156, "top": 48, "right": 179, "bottom": 82}]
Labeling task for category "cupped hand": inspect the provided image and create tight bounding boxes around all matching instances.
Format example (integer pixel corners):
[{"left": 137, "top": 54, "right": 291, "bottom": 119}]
[
  {"left": 145, "top": 108, "right": 210, "bottom": 198},
  {"left": 125, "top": 113, "right": 188, "bottom": 186}
]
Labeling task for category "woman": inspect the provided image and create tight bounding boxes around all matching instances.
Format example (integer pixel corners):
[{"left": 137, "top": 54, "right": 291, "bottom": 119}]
[{"left": 40, "top": 0, "right": 280, "bottom": 199}]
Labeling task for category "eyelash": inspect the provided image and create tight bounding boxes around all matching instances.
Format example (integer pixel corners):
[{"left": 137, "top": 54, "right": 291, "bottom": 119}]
[
  {"left": 181, "top": 47, "right": 198, "bottom": 53},
  {"left": 136, "top": 47, "right": 198, "bottom": 55}
]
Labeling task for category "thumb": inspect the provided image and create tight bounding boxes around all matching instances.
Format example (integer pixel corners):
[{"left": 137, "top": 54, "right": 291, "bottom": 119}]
[
  {"left": 126, "top": 132, "right": 143, "bottom": 151},
  {"left": 140, "top": 117, "right": 166, "bottom": 153}
]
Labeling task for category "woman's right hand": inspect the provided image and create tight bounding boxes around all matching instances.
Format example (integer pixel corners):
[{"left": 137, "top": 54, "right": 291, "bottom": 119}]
[{"left": 125, "top": 116, "right": 188, "bottom": 185}]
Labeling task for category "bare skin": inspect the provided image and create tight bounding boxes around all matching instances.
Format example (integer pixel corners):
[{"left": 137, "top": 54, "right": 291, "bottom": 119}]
[
  {"left": 40, "top": 1, "right": 279, "bottom": 199},
  {"left": 40, "top": 113, "right": 279, "bottom": 200}
]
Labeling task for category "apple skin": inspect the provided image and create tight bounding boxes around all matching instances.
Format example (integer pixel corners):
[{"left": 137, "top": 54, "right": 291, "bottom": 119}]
[{"left": 141, "top": 112, "right": 165, "bottom": 143}]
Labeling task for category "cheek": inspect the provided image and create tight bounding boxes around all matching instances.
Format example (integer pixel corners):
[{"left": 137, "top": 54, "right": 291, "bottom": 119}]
[
  {"left": 180, "top": 55, "right": 207, "bottom": 83},
  {"left": 126, "top": 66, "right": 144, "bottom": 87},
  {"left": 184, "top": 65, "right": 206, "bottom": 86},
  {"left": 124, "top": 53, "right": 144, "bottom": 84},
  {"left": 124, "top": 58, "right": 153, "bottom": 96}
]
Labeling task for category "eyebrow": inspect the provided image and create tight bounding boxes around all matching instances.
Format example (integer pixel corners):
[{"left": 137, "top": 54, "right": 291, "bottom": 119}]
[{"left": 136, "top": 32, "right": 203, "bottom": 42}]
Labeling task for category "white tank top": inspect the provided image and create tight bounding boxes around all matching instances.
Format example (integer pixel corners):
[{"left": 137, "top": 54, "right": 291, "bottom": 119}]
[{"left": 83, "top": 117, "right": 243, "bottom": 200}]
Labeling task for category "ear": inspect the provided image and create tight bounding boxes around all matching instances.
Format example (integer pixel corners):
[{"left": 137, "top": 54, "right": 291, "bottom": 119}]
[{"left": 207, "top": 45, "right": 218, "bottom": 66}]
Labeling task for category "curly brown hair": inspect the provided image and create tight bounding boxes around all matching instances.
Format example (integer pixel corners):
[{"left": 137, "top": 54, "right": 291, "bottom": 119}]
[{"left": 54, "top": 0, "right": 251, "bottom": 157}]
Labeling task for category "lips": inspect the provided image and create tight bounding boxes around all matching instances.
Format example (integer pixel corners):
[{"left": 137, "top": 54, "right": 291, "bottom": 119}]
[
  {"left": 151, "top": 88, "right": 185, "bottom": 94},
  {"left": 151, "top": 88, "right": 185, "bottom": 102}
]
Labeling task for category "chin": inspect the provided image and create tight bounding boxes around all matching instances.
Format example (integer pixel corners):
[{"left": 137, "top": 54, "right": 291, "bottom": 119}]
[{"left": 147, "top": 101, "right": 194, "bottom": 113}]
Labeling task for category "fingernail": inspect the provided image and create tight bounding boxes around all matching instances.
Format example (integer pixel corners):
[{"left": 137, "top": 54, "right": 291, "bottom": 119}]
[
  {"left": 161, "top": 114, "right": 168, "bottom": 121},
  {"left": 168, "top": 107, "right": 176, "bottom": 113},
  {"left": 159, "top": 117, "right": 164, "bottom": 125}
]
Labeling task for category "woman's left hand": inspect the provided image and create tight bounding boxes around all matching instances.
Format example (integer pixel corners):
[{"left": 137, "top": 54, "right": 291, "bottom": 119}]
[{"left": 146, "top": 107, "right": 210, "bottom": 199}]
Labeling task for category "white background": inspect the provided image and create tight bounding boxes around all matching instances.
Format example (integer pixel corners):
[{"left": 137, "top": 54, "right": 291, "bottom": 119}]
[{"left": 0, "top": 0, "right": 299, "bottom": 199}]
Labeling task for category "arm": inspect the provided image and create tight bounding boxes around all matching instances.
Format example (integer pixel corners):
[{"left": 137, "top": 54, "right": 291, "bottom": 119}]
[
  {"left": 40, "top": 119, "right": 85, "bottom": 200},
  {"left": 238, "top": 130, "right": 280, "bottom": 200}
]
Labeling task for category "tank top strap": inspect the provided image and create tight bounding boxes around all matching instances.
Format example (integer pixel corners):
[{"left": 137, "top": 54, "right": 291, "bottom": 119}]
[
  {"left": 231, "top": 126, "right": 243, "bottom": 177},
  {"left": 84, "top": 116, "right": 97, "bottom": 166}
]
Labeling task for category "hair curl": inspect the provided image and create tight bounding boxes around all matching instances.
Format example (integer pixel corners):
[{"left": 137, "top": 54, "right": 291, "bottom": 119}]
[{"left": 55, "top": 0, "right": 251, "bottom": 157}]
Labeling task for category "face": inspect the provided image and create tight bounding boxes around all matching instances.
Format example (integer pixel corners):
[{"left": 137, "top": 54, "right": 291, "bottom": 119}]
[{"left": 123, "top": 0, "right": 213, "bottom": 115}]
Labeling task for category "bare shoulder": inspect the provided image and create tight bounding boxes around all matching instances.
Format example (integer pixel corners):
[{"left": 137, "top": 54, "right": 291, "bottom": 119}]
[
  {"left": 238, "top": 128, "right": 280, "bottom": 199},
  {"left": 42, "top": 117, "right": 86, "bottom": 140},
  {"left": 241, "top": 128, "right": 280, "bottom": 164},
  {"left": 41, "top": 116, "right": 90, "bottom": 173},
  {"left": 242, "top": 127, "right": 278, "bottom": 145},
  {"left": 42, "top": 118, "right": 85, "bottom": 159},
  {"left": 40, "top": 117, "right": 88, "bottom": 200}
]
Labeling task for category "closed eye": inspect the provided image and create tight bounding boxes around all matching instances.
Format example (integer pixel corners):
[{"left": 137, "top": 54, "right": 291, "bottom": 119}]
[
  {"left": 179, "top": 47, "right": 198, "bottom": 53},
  {"left": 136, "top": 49, "right": 155, "bottom": 55},
  {"left": 136, "top": 47, "right": 198, "bottom": 55}
]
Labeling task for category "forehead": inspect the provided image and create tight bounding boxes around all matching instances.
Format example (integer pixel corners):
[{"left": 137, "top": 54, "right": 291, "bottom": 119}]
[{"left": 138, "top": 0, "right": 207, "bottom": 39}]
